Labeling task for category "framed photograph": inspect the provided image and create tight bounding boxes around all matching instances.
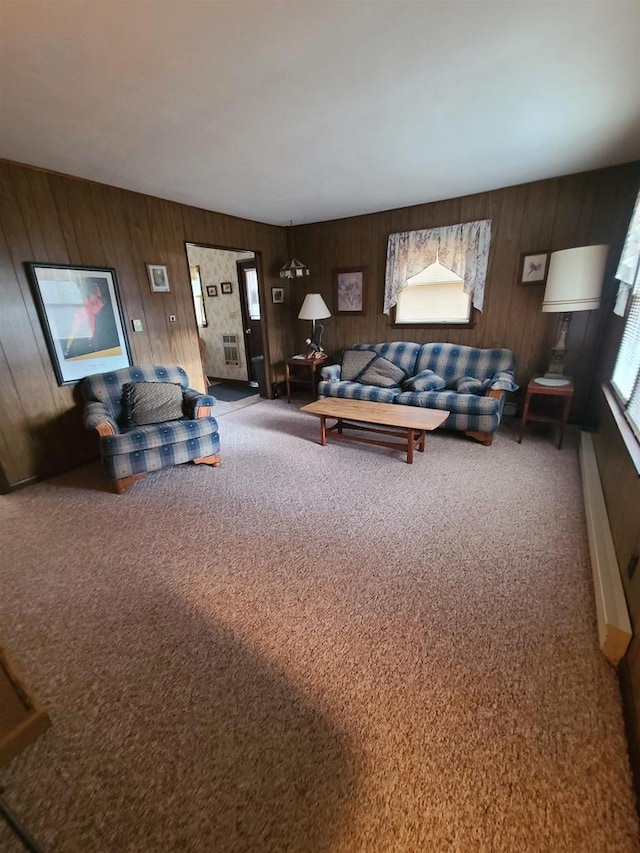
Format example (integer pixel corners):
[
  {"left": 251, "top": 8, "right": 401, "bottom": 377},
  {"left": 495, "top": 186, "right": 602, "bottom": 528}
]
[
  {"left": 25, "top": 263, "right": 131, "bottom": 386},
  {"left": 206, "top": 285, "right": 218, "bottom": 298},
  {"left": 221, "top": 281, "right": 233, "bottom": 295},
  {"left": 334, "top": 267, "right": 366, "bottom": 314},
  {"left": 519, "top": 252, "right": 549, "bottom": 285},
  {"left": 146, "top": 263, "right": 170, "bottom": 292},
  {"left": 271, "top": 287, "right": 284, "bottom": 304}
]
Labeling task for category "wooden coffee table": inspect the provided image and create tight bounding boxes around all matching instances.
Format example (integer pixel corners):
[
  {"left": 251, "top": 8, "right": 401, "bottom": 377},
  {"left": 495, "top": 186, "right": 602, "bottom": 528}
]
[{"left": 300, "top": 398, "right": 449, "bottom": 463}]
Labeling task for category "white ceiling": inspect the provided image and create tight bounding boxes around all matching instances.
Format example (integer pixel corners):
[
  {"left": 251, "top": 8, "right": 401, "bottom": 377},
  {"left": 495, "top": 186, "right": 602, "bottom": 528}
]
[{"left": 1, "top": 1, "right": 639, "bottom": 226}]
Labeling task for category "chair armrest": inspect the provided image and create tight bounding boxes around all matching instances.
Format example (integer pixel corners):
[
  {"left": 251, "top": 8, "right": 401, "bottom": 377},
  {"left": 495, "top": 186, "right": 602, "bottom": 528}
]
[
  {"left": 183, "top": 388, "right": 217, "bottom": 419},
  {"left": 321, "top": 364, "right": 342, "bottom": 382},
  {"left": 83, "top": 402, "right": 120, "bottom": 437},
  {"left": 488, "top": 371, "right": 518, "bottom": 393}
]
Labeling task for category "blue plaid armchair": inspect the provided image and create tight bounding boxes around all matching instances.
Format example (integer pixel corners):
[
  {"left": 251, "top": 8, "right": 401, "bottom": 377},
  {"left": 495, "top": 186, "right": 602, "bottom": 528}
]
[{"left": 82, "top": 365, "right": 220, "bottom": 493}]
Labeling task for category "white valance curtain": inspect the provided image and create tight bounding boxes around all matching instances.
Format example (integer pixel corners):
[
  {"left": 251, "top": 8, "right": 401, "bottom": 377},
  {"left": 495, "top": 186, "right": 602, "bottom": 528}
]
[
  {"left": 614, "top": 189, "right": 640, "bottom": 316},
  {"left": 384, "top": 219, "right": 492, "bottom": 315}
]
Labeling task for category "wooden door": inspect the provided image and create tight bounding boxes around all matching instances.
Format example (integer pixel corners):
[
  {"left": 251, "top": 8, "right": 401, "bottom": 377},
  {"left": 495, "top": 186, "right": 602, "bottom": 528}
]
[{"left": 237, "top": 259, "right": 264, "bottom": 384}]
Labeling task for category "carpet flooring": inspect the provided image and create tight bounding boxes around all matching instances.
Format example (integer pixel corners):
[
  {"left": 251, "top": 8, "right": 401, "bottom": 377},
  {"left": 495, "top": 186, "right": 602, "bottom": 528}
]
[{"left": 0, "top": 402, "right": 638, "bottom": 852}]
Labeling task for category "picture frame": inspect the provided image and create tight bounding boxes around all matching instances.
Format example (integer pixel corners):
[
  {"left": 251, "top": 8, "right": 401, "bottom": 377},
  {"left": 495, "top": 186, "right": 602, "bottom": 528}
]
[
  {"left": 146, "top": 263, "right": 170, "bottom": 293},
  {"left": 25, "top": 262, "right": 132, "bottom": 386},
  {"left": 221, "top": 281, "right": 233, "bottom": 295},
  {"left": 334, "top": 267, "right": 366, "bottom": 315},
  {"left": 519, "top": 252, "right": 549, "bottom": 285},
  {"left": 206, "top": 285, "right": 218, "bottom": 298},
  {"left": 271, "top": 287, "right": 284, "bottom": 304}
]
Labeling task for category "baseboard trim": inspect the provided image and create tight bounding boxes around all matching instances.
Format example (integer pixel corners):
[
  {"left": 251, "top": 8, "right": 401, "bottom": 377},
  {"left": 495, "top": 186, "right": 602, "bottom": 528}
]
[{"left": 579, "top": 431, "right": 632, "bottom": 664}]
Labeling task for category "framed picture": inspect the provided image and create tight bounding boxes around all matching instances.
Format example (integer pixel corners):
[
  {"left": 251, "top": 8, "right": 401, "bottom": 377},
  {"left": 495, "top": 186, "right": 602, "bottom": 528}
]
[
  {"left": 334, "top": 267, "right": 366, "bottom": 315},
  {"left": 272, "top": 287, "right": 284, "bottom": 304},
  {"left": 25, "top": 263, "right": 131, "bottom": 386},
  {"left": 146, "top": 263, "right": 170, "bottom": 292},
  {"left": 519, "top": 252, "right": 549, "bottom": 285},
  {"left": 206, "top": 285, "right": 218, "bottom": 298},
  {"left": 221, "top": 281, "right": 233, "bottom": 295}
]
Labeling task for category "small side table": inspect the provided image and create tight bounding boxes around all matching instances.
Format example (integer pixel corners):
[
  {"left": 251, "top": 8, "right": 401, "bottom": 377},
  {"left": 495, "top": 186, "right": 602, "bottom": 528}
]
[
  {"left": 518, "top": 378, "right": 574, "bottom": 449},
  {"left": 285, "top": 356, "right": 328, "bottom": 403}
]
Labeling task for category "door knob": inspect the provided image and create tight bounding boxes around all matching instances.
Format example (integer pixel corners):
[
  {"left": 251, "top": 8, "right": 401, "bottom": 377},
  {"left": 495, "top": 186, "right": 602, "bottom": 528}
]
[{"left": 245, "top": 328, "right": 252, "bottom": 334}]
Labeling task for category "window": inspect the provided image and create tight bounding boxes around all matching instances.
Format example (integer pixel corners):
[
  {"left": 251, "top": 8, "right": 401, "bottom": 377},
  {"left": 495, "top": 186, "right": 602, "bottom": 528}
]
[
  {"left": 190, "top": 265, "right": 207, "bottom": 328},
  {"left": 244, "top": 267, "right": 261, "bottom": 320},
  {"left": 611, "top": 290, "right": 640, "bottom": 439},
  {"left": 611, "top": 188, "right": 640, "bottom": 439},
  {"left": 384, "top": 219, "right": 491, "bottom": 325}
]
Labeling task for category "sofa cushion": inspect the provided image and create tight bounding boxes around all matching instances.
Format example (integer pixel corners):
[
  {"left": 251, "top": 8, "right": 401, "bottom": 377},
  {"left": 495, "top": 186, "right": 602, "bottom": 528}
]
[
  {"left": 414, "top": 343, "right": 515, "bottom": 383},
  {"left": 456, "top": 376, "right": 487, "bottom": 395},
  {"left": 356, "top": 357, "right": 405, "bottom": 388},
  {"left": 395, "top": 390, "right": 501, "bottom": 416},
  {"left": 82, "top": 365, "right": 190, "bottom": 425},
  {"left": 350, "top": 342, "right": 421, "bottom": 375},
  {"left": 122, "top": 381, "right": 185, "bottom": 426},
  {"left": 318, "top": 380, "right": 401, "bottom": 403},
  {"left": 100, "top": 415, "right": 219, "bottom": 455},
  {"left": 341, "top": 349, "right": 377, "bottom": 381},
  {"left": 404, "top": 370, "right": 446, "bottom": 392}
]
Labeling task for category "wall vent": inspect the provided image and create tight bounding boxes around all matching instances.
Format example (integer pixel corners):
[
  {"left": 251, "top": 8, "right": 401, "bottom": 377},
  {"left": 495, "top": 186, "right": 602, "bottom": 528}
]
[{"left": 222, "top": 334, "right": 240, "bottom": 366}]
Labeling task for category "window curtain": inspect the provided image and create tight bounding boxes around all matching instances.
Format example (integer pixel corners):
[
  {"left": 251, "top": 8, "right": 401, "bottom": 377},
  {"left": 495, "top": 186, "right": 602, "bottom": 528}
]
[
  {"left": 614, "top": 188, "right": 640, "bottom": 316},
  {"left": 384, "top": 219, "right": 492, "bottom": 315}
]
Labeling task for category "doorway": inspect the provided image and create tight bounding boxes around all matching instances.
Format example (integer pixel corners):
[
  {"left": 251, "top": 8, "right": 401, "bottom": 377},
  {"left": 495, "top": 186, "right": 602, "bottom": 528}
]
[{"left": 185, "top": 243, "right": 267, "bottom": 409}]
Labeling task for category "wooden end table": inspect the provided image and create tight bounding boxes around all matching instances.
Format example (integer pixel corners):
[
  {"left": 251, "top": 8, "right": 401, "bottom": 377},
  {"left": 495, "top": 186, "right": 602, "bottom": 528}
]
[
  {"left": 285, "top": 355, "right": 328, "bottom": 403},
  {"left": 517, "top": 377, "right": 574, "bottom": 449}
]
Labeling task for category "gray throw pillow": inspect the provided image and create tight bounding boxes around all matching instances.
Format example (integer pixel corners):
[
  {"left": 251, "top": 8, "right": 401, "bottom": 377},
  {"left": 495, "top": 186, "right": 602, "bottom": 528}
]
[
  {"left": 356, "top": 356, "right": 405, "bottom": 388},
  {"left": 404, "top": 370, "right": 446, "bottom": 392},
  {"left": 456, "top": 376, "right": 485, "bottom": 395},
  {"left": 341, "top": 349, "right": 376, "bottom": 381},
  {"left": 122, "top": 382, "right": 185, "bottom": 426}
]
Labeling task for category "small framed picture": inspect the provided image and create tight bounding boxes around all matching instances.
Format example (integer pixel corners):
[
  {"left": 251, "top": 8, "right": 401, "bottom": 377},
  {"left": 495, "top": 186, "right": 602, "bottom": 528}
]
[
  {"left": 221, "top": 281, "right": 232, "bottom": 295},
  {"left": 146, "top": 263, "right": 170, "bottom": 293},
  {"left": 272, "top": 287, "right": 284, "bottom": 304},
  {"left": 334, "top": 267, "right": 366, "bottom": 314},
  {"left": 519, "top": 252, "right": 549, "bottom": 285},
  {"left": 206, "top": 285, "right": 218, "bottom": 297}
]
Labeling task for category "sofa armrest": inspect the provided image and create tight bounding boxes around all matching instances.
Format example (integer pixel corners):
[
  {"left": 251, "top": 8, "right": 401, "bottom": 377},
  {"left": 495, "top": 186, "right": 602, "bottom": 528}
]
[
  {"left": 488, "top": 371, "right": 518, "bottom": 393},
  {"left": 321, "top": 364, "right": 342, "bottom": 382},
  {"left": 83, "top": 402, "right": 120, "bottom": 437},
  {"left": 183, "top": 388, "right": 217, "bottom": 419}
]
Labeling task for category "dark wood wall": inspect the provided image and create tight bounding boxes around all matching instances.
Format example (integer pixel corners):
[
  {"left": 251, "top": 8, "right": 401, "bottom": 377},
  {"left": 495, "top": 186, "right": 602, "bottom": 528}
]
[
  {"left": 0, "top": 160, "right": 291, "bottom": 489},
  {"left": 291, "top": 162, "right": 640, "bottom": 422}
]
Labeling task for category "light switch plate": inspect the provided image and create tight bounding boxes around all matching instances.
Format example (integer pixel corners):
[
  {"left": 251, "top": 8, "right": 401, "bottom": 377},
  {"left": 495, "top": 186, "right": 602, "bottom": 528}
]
[
  {"left": 132, "top": 319, "right": 143, "bottom": 332},
  {"left": 169, "top": 314, "right": 177, "bottom": 323}
]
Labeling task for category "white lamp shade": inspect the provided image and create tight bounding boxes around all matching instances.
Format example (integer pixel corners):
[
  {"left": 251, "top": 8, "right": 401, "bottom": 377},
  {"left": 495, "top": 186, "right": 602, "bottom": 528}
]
[
  {"left": 298, "top": 293, "right": 331, "bottom": 320},
  {"left": 542, "top": 245, "right": 608, "bottom": 313}
]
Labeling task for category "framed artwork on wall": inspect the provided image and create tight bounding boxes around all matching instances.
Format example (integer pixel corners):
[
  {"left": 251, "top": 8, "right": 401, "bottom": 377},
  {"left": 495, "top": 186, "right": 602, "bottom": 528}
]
[
  {"left": 221, "top": 281, "right": 233, "bottom": 294},
  {"left": 519, "top": 252, "right": 549, "bottom": 285},
  {"left": 334, "top": 267, "right": 366, "bottom": 314},
  {"left": 25, "top": 262, "right": 132, "bottom": 386},
  {"left": 271, "top": 287, "right": 284, "bottom": 303},
  {"left": 146, "top": 263, "right": 170, "bottom": 292},
  {"left": 206, "top": 285, "right": 218, "bottom": 297}
]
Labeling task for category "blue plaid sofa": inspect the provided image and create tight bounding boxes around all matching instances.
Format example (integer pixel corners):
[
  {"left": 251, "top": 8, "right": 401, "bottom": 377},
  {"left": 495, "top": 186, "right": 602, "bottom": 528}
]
[
  {"left": 318, "top": 342, "right": 518, "bottom": 445},
  {"left": 82, "top": 365, "right": 220, "bottom": 492}
]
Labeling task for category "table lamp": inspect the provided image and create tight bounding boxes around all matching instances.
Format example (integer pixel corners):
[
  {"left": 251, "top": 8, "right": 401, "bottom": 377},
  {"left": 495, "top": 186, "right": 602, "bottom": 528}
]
[
  {"left": 298, "top": 293, "right": 331, "bottom": 357},
  {"left": 540, "top": 244, "right": 608, "bottom": 386}
]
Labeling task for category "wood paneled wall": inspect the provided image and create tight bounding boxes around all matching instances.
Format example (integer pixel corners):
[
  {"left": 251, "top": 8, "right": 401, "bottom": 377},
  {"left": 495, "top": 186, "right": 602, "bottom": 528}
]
[
  {"left": 291, "top": 162, "right": 640, "bottom": 423},
  {"left": 0, "top": 160, "right": 291, "bottom": 489}
]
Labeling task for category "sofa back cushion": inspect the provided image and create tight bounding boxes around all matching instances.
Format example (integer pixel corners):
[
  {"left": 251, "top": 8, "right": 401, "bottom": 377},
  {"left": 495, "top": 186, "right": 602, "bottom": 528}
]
[
  {"left": 351, "top": 342, "right": 421, "bottom": 376},
  {"left": 82, "top": 365, "right": 190, "bottom": 425},
  {"left": 414, "top": 344, "right": 515, "bottom": 383}
]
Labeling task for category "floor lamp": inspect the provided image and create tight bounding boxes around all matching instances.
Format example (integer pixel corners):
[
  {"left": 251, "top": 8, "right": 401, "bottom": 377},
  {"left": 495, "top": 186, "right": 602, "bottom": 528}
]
[{"left": 539, "top": 245, "right": 608, "bottom": 386}]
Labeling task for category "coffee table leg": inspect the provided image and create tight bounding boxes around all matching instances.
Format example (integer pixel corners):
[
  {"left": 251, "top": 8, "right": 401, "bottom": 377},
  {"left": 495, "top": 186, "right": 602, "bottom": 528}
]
[
  {"left": 406, "top": 428, "right": 414, "bottom": 464},
  {"left": 320, "top": 416, "right": 327, "bottom": 446},
  {"left": 418, "top": 430, "right": 425, "bottom": 452}
]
